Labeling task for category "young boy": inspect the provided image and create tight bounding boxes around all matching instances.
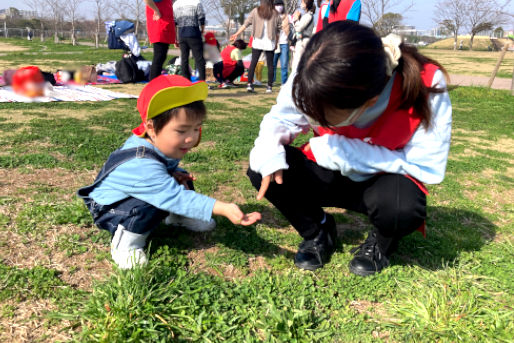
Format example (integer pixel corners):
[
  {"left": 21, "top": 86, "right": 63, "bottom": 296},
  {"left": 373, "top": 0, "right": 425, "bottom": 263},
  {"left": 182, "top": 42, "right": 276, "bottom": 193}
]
[{"left": 78, "top": 75, "right": 261, "bottom": 269}]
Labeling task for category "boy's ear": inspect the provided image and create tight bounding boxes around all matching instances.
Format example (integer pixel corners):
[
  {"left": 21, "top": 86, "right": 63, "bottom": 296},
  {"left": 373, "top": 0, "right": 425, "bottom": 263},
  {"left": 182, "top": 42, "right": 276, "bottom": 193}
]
[
  {"left": 193, "top": 127, "right": 202, "bottom": 147},
  {"left": 145, "top": 120, "right": 156, "bottom": 139}
]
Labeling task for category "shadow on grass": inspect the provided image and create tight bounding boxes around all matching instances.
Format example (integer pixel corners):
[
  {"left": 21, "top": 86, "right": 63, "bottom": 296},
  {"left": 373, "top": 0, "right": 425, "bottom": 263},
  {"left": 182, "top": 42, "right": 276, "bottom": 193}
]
[
  {"left": 390, "top": 206, "right": 496, "bottom": 270},
  {"left": 147, "top": 203, "right": 295, "bottom": 260},
  {"left": 147, "top": 205, "right": 495, "bottom": 272}
]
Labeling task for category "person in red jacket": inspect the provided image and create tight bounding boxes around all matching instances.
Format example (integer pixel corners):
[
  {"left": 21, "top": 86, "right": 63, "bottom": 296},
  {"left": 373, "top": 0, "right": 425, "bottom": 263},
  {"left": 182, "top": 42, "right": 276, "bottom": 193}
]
[
  {"left": 144, "top": 0, "right": 176, "bottom": 80},
  {"left": 326, "top": 0, "right": 361, "bottom": 25},
  {"left": 247, "top": 21, "right": 452, "bottom": 275}
]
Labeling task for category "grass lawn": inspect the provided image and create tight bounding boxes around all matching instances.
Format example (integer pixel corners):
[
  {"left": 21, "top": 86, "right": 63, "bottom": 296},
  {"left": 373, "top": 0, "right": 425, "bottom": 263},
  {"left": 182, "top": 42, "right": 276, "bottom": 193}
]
[
  {"left": 421, "top": 48, "right": 514, "bottom": 79},
  {"left": 0, "top": 39, "right": 513, "bottom": 342}
]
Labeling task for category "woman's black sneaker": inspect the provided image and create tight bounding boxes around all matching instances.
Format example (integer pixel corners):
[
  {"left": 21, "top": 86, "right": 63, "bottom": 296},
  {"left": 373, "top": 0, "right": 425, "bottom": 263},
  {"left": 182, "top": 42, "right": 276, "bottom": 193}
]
[
  {"left": 348, "top": 231, "right": 391, "bottom": 276},
  {"left": 294, "top": 214, "right": 337, "bottom": 271}
]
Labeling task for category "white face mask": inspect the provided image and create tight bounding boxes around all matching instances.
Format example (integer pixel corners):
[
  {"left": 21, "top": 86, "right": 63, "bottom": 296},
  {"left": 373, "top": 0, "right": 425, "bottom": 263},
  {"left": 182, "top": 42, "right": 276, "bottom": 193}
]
[
  {"left": 305, "top": 106, "right": 363, "bottom": 127},
  {"left": 335, "top": 107, "right": 363, "bottom": 127},
  {"left": 275, "top": 5, "right": 284, "bottom": 13}
]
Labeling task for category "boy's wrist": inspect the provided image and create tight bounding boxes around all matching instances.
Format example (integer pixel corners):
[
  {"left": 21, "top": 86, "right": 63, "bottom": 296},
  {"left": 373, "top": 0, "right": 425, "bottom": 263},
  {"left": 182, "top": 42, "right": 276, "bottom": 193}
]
[{"left": 212, "top": 200, "right": 227, "bottom": 217}]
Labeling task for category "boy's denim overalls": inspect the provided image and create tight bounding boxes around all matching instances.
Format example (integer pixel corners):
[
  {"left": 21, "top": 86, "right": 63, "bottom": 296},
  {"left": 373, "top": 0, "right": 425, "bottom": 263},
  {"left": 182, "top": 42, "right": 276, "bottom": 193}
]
[{"left": 77, "top": 146, "right": 190, "bottom": 235}]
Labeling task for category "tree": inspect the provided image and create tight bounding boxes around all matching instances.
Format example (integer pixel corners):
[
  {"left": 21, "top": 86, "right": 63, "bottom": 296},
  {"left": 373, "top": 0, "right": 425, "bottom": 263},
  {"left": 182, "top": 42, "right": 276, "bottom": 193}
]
[
  {"left": 493, "top": 26, "right": 504, "bottom": 38},
  {"left": 374, "top": 12, "right": 403, "bottom": 36},
  {"left": 204, "top": 0, "right": 233, "bottom": 39},
  {"left": 362, "top": 0, "right": 413, "bottom": 29},
  {"left": 42, "top": 0, "right": 64, "bottom": 43},
  {"left": 118, "top": 0, "right": 146, "bottom": 38},
  {"left": 434, "top": 0, "right": 467, "bottom": 50},
  {"left": 466, "top": 0, "right": 510, "bottom": 50},
  {"left": 203, "top": 0, "right": 259, "bottom": 41},
  {"left": 24, "top": 0, "right": 46, "bottom": 41},
  {"left": 65, "top": 0, "right": 82, "bottom": 45},
  {"left": 225, "top": 0, "right": 259, "bottom": 26},
  {"left": 286, "top": 0, "right": 299, "bottom": 15},
  {"left": 90, "top": 0, "right": 107, "bottom": 48}
]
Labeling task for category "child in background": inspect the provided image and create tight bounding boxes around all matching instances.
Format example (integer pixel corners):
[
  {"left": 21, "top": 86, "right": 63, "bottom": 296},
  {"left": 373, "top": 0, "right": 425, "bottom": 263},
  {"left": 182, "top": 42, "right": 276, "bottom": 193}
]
[
  {"left": 254, "top": 53, "right": 266, "bottom": 86},
  {"left": 203, "top": 32, "right": 224, "bottom": 86},
  {"left": 78, "top": 75, "right": 261, "bottom": 269}
]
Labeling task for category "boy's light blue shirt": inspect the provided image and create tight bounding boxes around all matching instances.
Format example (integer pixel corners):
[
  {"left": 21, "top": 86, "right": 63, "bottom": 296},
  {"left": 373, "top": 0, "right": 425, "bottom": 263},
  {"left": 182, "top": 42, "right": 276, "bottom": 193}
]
[{"left": 89, "top": 135, "right": 216, "bottom": 222}]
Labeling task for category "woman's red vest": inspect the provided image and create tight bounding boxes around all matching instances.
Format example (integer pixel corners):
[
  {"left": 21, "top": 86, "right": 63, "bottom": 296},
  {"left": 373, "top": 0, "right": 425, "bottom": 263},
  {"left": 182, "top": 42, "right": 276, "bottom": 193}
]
[{"left": 301, "top": 63, "right": 440, "bottom": 236}]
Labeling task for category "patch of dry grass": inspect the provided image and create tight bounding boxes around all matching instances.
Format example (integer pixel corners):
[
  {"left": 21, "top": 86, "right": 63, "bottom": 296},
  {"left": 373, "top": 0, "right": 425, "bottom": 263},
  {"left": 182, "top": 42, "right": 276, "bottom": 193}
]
[{"left": 0, "top": 299, "right": 73, "bottom": 343}]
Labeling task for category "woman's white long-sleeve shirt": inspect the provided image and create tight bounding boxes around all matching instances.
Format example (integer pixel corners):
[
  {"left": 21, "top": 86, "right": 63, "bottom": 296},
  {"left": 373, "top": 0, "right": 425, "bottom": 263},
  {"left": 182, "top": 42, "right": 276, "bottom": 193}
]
[{"left": 249, "top": 70, "right": 452, "bottom": 184}]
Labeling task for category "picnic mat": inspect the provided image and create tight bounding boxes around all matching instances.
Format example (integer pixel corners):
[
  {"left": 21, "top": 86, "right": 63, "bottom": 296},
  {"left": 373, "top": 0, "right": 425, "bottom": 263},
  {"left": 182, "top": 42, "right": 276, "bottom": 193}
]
[{"left": 0, "top": 84, "right": 137, "bottom": 103}]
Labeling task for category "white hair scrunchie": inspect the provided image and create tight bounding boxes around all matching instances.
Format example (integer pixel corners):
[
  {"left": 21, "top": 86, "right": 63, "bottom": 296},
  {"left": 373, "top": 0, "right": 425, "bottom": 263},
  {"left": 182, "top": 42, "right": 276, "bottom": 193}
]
[{"left": 381, "top": 33, "right": 402, "bottom": 76}]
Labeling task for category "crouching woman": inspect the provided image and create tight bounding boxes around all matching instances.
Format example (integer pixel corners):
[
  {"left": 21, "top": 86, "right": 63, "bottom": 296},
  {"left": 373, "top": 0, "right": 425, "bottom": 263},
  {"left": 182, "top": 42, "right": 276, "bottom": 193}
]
[{"left": 247, "top": 21, "right": 452, "bottom": 275}]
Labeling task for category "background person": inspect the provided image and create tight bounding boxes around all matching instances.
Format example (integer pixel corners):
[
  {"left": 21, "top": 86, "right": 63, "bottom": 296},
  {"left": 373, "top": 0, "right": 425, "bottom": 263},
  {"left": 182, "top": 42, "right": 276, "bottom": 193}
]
[
  {"left": 144, "top": 0, "right": 176, "bottom": 80},
  {"left": 173, "top": 0, "right": 207, "bottom": 81},
  {"left": 315, "top": 0, "right": 330, "bottom": 33},
  {"left": 291, "top": 0, "right": 316, "bottom": 71},
  {"left": 327, "top": 0, "right": 361, "bottom": 24},
  {"left": 230, "top": 0, "right": 281, "bottom": 94},
  {"left": 220, "top": 39, "right": 248, "bottom": 87},
  {"left": 203, "top": 32, "right": 223, "bottom": 86},
  {"left": 272, "top": 0, "right": 290, "bottom": 85}
]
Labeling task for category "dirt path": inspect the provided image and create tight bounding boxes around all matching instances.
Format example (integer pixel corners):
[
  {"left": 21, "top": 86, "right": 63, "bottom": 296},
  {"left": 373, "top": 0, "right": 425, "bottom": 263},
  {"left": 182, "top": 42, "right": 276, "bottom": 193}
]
[{"left": 449, "top": 74, "right": 512, "bottom": 90}]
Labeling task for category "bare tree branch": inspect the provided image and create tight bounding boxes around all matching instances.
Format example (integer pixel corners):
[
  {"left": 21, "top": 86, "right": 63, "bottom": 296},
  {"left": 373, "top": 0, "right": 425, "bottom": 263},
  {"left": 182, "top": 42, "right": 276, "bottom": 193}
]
[
  {"left": 64, "top": 0, "right": 81, "bottom": 45},
  {"left": 362, "top": 0, "right": 413, "bottom": 28},
  {"left": 434, "top": 0, "right": 467, "bottom": 50}
]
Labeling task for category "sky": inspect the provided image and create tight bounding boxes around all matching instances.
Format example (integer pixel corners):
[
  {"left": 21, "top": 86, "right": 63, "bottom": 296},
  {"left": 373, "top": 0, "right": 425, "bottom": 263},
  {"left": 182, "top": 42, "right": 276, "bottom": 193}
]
[{"left": 1, "top": 0, "right": 513, "bottom": 31}]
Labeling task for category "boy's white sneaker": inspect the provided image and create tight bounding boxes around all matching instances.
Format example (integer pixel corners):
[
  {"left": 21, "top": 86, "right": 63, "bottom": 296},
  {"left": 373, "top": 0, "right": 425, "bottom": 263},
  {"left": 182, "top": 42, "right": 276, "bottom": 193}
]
[
  {"left": 111, "top": 224, "right": 150, "bottom": 269},
  {"left": 164, "top": 213, "right": 216, "bottom": 232},
  {"left": 253, "top": 80, "right": 263, "bottom": 86}
]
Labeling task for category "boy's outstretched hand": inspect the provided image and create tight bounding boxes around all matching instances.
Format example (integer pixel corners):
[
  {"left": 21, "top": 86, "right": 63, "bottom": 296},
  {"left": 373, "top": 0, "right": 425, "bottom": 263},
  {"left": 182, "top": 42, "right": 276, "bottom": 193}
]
[{"left": 213, "top": 201, "right": 262, "bottom": 226}]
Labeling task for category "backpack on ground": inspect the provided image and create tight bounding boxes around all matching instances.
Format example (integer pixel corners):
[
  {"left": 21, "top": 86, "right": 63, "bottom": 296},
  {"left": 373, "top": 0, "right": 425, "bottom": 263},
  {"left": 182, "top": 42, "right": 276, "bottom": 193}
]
[
  {"left": 115, "top": 54, "right": 145, "bottom": 83},
  {"left": 107, "top": 26, "right": 127, "bottom": 50}
]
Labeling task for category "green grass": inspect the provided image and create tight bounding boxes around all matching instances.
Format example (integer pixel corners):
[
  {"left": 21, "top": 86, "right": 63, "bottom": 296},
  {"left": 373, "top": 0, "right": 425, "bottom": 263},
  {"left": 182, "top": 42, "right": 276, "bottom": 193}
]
[{"left": 0, "top": 39, "right": 513, "bottom": 342}]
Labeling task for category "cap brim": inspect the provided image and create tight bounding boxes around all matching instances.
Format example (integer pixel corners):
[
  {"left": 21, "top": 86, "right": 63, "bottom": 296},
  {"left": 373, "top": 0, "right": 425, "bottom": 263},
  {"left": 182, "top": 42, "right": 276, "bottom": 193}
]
[{"left": 148, "top": 82, "right": 208, "bottom": 121}]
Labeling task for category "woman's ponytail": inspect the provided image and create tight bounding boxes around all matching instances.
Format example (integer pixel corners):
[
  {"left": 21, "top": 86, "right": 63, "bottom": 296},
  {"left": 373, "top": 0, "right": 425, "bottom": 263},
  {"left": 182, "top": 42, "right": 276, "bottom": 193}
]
[{"left": 396, "top": 44, "right": 449, "bottom": 129}]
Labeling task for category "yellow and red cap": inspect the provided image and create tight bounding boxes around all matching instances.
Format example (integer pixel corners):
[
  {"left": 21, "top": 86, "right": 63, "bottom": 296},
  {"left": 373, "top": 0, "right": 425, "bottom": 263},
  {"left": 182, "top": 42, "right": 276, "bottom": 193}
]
[{"left": 133, "top": 75, "right": 208, "bottom": 137}]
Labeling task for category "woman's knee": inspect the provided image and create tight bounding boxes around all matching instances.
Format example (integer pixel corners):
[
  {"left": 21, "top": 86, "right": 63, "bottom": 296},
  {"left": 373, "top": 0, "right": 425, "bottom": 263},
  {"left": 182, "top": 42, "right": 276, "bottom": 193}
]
[{"left": 365, "top": 175, "right": 426, "bottom": 236}]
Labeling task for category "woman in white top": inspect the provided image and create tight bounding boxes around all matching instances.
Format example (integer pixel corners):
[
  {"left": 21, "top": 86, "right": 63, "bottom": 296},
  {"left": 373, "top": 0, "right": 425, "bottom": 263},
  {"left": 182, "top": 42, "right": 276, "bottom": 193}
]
[
  {"left": 230, "top": 0, "right": 281, "bottom": 93},
  {"left": 291, "top": 0, "right": 316, "bottom": 71}
]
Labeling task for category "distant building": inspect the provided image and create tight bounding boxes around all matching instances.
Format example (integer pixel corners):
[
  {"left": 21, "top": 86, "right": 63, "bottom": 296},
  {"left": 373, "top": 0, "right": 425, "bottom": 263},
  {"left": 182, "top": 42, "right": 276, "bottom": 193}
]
[
  {"left": 0, "top": 8, "right": 38, "bottom": 20},
  {"left": 391, "top": 24, "right": 451, "bottom": 38}
]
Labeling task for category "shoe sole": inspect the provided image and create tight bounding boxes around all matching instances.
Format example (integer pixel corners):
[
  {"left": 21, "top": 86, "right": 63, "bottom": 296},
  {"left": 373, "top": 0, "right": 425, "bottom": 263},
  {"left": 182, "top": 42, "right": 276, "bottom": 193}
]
[
  {"left": 348, "top": 258, "right": 389, "bottom": 277},
  {"left": 348, "top": 264, "right": 378, "bottom": 276},
  {"left": 294, "top": 260, "right": 323, "bottom": 271}
]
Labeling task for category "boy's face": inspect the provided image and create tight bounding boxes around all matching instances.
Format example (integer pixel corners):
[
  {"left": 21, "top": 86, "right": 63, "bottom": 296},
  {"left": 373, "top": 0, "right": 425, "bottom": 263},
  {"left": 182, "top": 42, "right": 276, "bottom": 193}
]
[{"left": 146, "top": 109, "right": 202, "bottom": 159}]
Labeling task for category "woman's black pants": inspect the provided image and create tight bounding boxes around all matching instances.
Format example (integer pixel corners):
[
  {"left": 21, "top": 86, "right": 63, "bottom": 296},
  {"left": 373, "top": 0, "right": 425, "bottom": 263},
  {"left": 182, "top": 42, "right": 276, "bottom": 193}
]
[{"left": 247, "top": 145, "right": 426, "bottom": 244}]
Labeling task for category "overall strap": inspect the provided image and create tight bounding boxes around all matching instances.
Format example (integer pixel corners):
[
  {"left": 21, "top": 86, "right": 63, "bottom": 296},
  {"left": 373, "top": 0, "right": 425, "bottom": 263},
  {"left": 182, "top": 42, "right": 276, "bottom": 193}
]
[{"left": 77, "top": 146, "right": 166, "bottom": 199}]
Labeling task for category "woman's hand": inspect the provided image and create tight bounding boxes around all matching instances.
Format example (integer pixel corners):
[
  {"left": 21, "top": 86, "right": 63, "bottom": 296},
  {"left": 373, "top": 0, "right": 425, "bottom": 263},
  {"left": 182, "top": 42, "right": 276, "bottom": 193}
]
[
  {"left": 213, "top": 201, "right": 262, "bottom": 226},
  {"left": 230, "top": 34, "right": 238, "bottom": 42},
  {"left": 257, "top": 170, "right": 284, "bottom": 200},
  {"left": 172, "top": 171, "right": 196, "bottom": 189},
  {"left": 153, "top": 10, "right": 161, "bottom": 21}
]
